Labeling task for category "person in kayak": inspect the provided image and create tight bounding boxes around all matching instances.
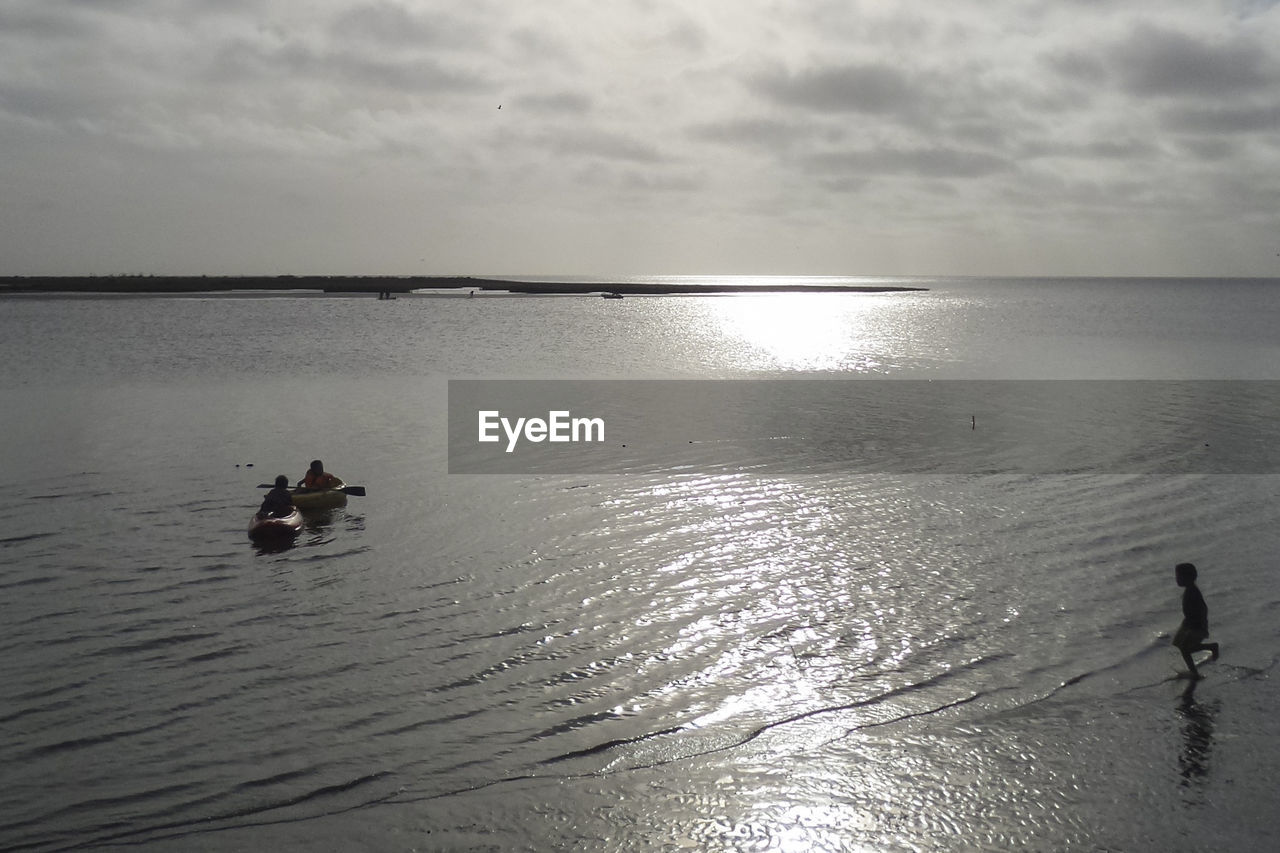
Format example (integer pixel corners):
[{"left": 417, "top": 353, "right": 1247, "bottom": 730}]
[
  {"left": 300, "top": 459, "right": 340, "bottom": 489},
  {"left": 258, "top": 475, "right": 295, "bottom": 518},
  {"left": 1173, "top": 561, "right": 1220, "bottom": 679}
]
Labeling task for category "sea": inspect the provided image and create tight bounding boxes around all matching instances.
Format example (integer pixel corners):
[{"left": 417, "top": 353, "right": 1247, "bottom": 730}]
[{"left": 1, "top": 276, "right": 1279, "bottom": 852}]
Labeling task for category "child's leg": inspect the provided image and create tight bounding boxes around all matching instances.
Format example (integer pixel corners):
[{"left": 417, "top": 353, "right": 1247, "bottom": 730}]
[{"left": 1179, "top": 647, "right": 1201, "bottom": 678}]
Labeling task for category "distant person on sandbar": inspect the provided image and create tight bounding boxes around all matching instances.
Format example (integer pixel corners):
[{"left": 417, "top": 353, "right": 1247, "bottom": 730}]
[
  {"left": 1173, "top": 562, "right": 1220, "bottom": 679},
  {"left": 300, "top": 459, "right": 340, "bottom": 490},
  {"left": 259, "top": 475, "right": 294, "bottom": 517}
]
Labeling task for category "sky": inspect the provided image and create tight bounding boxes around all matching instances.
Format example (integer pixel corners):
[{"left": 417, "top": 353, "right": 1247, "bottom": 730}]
[{"left": 2, "top": 0, "right": 1280, "bottom": 278}]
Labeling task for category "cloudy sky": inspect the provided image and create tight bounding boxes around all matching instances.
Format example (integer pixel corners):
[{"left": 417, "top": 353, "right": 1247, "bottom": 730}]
[{"left": 3, "top": 0, "right": 1280, "bottom": 277}]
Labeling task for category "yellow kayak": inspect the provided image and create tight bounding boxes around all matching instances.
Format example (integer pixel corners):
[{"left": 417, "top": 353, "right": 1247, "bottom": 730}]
[{"left": 290, "top": 480, "right": 349, "bottom": 510}]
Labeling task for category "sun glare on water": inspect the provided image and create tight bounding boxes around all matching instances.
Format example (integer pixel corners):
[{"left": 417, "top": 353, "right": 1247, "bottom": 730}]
[{"left": 708, "top": 292, "right": 898, "bottom": 372}]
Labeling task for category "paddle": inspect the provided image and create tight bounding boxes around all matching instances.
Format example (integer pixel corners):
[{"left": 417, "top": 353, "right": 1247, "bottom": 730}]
[{"left": 256, "top": 483, "right": 367, "bottom": 497}]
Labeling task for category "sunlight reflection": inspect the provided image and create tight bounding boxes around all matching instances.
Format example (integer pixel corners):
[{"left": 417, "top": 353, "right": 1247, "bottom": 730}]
[
  {"left": 764, "top": 804, "right": 875, "bottom": 853},
  {"left": 708, "top": 293, "right": 898, "bottom": 372},
  {"left": 593, "top": 467, "right": 1001, "bottom": 851}
]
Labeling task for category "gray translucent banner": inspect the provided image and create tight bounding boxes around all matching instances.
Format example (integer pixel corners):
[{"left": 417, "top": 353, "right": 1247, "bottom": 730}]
[{"left": 447, "top": 380, "right": 1280, "bottom": 475}]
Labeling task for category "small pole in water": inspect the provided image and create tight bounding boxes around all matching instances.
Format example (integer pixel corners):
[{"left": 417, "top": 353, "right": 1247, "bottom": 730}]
[{"left": 972, "top": 415, "right": 976, "bottom": 430}]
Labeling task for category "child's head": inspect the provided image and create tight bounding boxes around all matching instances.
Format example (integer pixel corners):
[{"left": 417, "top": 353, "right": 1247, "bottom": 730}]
[
  {"left": 1175, "top": 562, "right": 1198, "bottom": 587},
  {"left": 275, "top": 474, "right": 289, "bottom": 488}
]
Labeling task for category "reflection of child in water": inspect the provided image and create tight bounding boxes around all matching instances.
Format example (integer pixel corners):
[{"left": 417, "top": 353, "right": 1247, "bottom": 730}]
[{"left": 1173, "top": 562, "right": 1220, "bottom": 679}]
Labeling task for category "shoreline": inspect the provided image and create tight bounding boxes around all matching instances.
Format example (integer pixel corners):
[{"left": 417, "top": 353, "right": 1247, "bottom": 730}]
[{"left": 0, "top": 275, "right": 927, "bottom": 296}]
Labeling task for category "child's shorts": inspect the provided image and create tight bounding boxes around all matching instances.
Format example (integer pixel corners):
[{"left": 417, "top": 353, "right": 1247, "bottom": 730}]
[{"left": 1173, "top": 625, "right": 1208, "bottom": 648}]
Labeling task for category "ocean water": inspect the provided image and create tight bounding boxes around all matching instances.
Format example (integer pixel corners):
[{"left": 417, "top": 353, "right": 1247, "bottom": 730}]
[{"left": 2, "top": 277, "right": 1279, "bottom": 851}]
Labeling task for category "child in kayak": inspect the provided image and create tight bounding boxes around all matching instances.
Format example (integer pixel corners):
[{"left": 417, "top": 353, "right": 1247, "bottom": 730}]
[
  {"left": 300, "top": 460, "right": 340, "bottom": 489},
  {"left": 1173, "top": 562, "right": 1220, "bottom": 679},
  {"left": 259, "top": 475, "right": 295, "bottom": 518}
]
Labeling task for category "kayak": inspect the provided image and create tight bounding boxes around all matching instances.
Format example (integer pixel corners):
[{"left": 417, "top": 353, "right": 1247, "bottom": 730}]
[
  {"left": 290, "top": 480, "right": 348, "bottom": 510},
  {"left": 248, "top": 508, "right": 304, "bottom": 540}
]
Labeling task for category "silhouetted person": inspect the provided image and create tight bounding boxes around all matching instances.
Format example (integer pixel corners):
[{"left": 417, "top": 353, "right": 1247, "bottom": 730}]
[
  {"left": 1173, "top": 562, "right": 1219, "bottom": 679},
  {"left": 299, "top": 459, "right": 339, "bottom": 489},
  {"left": 259, "top": 475, "right": 294, "bottom": 518}
]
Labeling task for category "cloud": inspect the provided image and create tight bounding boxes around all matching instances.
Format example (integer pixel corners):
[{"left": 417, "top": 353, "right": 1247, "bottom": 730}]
[
  {"left": 688, "top": 117, "right": 837, "bottom": 153},
  {"left": 1042, "top": 50, "right": 1109, "bottom": 87},
  {"left": 331, "top": 1, "right": 475, "bottom": 50},
  {"left": 208, "top": 34, "right": 491, "bottom": 97},
  {"left": 804, "top": 146, "right": 1009, "bottom": 181},
  {"left": 1161, "top": 101, "right": 1280, "bottom": 134},
  {"left": 517, "top": 91, "right": 594, "bottom": 115},
  {"left": 0, "top": 3, "right": 98, "bottom": 39},
  {"left": 1112, "top": 23, "right": 1274, "bottom": 97},
  {"left": 3, "top": 0, "right": 1280, "bottom": 275},
  {"left": 751, "top": 63, "right": 932, "bottom": 120},
  {"left": 540, "top": 127, "right": 667, "bottom": 164}
]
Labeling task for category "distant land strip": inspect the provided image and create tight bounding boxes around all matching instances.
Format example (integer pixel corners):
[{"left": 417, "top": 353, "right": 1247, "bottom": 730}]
[{"left": 0, "top": 276, "right": 927, "bottom": 295}]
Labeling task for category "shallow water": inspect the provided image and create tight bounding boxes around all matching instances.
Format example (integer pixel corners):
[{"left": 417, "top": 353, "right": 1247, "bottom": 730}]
[{"left": 2, "top": 278, "right": 1279, "bottom": 851}]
